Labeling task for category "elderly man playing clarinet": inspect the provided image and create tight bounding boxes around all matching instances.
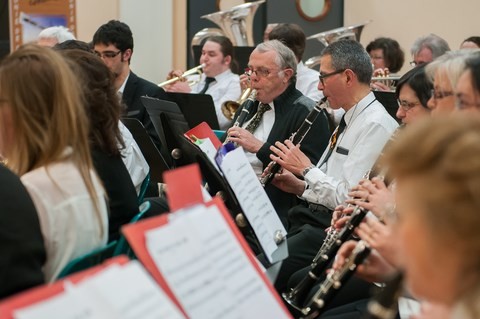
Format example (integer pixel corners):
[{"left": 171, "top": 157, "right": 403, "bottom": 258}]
[{"left": 226, "top": 40, "right": 330, "bottom": 227}]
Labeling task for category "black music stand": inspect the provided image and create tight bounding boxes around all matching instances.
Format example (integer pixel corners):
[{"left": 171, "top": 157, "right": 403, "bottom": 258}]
[
  {"left": 120, "top": 118, "right": 170, "bottom": 183},
  {"left": 374, "top": 91, "right": 401, "bottom": 124},
  {"left": 141, "top": 96, "right": 191, "bottom": 167},
  {"left": 165, "top": 92, "right": 220, "bottom": 130}
]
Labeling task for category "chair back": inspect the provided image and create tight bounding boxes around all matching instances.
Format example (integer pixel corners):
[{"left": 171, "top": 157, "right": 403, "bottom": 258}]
[
  {"left": 114, "top": 201, "right": 152, "bottom": 258},
  {"left": 57, "top": 240, "right": 118, "bottom": 279},
  {"left": 138, "top": 173, "right": 151, "bottom": 205}
]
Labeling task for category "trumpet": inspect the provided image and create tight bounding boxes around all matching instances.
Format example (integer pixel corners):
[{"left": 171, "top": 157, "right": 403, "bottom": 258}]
[
  {"left": 260, "top": 97, "right": 328, "bottom": 186},
  {"left": 222, "top": 87, "right": 253, "bottom": 120},
  {"left": 158, "top": 64, "right": 205, "bottom": 87}
]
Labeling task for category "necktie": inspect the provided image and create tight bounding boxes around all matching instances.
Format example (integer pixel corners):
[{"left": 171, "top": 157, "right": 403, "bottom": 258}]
[
  {"left": 318, "top": 115, "right": 346, "bottom": 167},
  {"left": 198, "top": 77, "right": 215, "bottom": 94},
  {"left": 245, "top": 103, "right": 272, "bottom": 133}
]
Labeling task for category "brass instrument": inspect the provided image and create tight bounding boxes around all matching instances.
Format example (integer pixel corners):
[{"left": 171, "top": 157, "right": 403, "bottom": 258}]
[
  {"left": 301, "top": 241, "right": 371, "bottom": 318},
  {"left": 221, "top": 87, "right": 252, "bottom": 120},
  {"left": 158, "top": 64, "right": 205, "bottom": 87},
  {"left": 200, "top": 0, "right": 266, "bottom": 46},
  {"left": 371, "top": 69, "right": 401, "bottom": 92},
  {"left": 304, "top": 20, "right": 372, "bottom": 69}
]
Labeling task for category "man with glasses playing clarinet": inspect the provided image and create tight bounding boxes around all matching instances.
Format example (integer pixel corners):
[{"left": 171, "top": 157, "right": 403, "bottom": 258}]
[
  {"left": 226, "top": 40, "right": 330, "bottom": 227},
  {"left": 92, "top": 20, "right": 167, "bottom": 152},
  {"left": 266, "top": 39, "right": 398, "bottom": 294}
]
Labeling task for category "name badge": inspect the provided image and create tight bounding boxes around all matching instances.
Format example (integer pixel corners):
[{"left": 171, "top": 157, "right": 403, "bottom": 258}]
[{"left": 336, "top": 146, "right": 349, "bottom": 155}]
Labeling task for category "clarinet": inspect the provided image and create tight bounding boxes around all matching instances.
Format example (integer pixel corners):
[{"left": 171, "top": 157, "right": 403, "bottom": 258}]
[
  {"left": 260, "top": 97, "right": 328, "bottom": 187},
  {"left": 234, "top": 89, "right": 257, "bottom": 128},
  {"left": 282, "top": 205, "right": 368, "bottom": 311},
  {"left": 362, "top": 273, "right": 403, "bottom": 319},
  {"left": 301, "top": 241, "right": 372, "bottom": 318}
]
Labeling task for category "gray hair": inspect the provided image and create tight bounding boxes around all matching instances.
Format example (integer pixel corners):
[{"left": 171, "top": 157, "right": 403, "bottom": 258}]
[
  {"left": 425, "top": 49, "right": 480, "bottom": 89},
  {"left": 321, "top": 39, "right": 373, "bottom": 85},
  {"left": 255, "top": 39, "right": 297, "bottom": 83},
  {"left": 38, "top": 26, "right": 76, "bottom": 43},
  {"left": 411, "top": 34, "right": 450, "bottom": 59}
]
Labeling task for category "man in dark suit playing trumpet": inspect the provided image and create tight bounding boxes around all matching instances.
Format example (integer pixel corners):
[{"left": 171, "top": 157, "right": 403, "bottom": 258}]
[{"left": 226, "top": 39, "right": 330, "bottom": 227}]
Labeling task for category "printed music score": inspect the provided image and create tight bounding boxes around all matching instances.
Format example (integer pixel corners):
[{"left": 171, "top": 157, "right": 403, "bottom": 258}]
[
  {"left": 218, "top": 147, "right": 287, "bottom": 263},
  {"left": 12, "top": 261, "right": 185, "bottom": 319},
  {"left": 144, "top": 203, "right": 291, "bottom": 319}
]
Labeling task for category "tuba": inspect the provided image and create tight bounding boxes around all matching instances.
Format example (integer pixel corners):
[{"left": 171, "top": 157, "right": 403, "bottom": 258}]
[
  {"left": 304, "top": 20, "right": 372, "bottom": 69},
  {"left": 196, "top": 0, "right": 265, "bottom": 47}
]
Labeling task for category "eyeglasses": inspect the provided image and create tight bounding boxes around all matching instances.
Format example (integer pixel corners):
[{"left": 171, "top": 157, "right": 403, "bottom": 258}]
[
  {"left": 319, "top": 69, "right": 346, "bottom": 85},
  {"left": 397, "top": 99, "right": 421, "bottom": 111},
  {"left": 431, "top": 89, "right": 454, "bottom": 100},
  {"left": 94, "top": 50, "right": 122, "bottom": 59},
  {"left": 455, "top": 95, "right": 480, "bottom": 110},
  {"left": 245, "top": 67, "right": 280, "bottom": 78}
]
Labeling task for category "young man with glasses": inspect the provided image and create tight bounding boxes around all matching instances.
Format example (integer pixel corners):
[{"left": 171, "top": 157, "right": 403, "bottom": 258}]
[
  {"left": 227, "top": 40, "right": 330, "bottom": 226},
  {"left": 265, "top": 39, "right": 398, "bottom": 292},
  {"left": 92, "top": 20, "right": 167, "bottom": 152}
]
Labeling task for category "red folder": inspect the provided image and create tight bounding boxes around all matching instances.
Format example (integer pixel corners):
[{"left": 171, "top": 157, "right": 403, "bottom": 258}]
[
  {"left": 184, "top": 121, "right": 222, "bottom": 150},
  {"left": 0, "top": 256, "right": 129, "bottom": 319},
  {"left": 122, "top": 162, "right": 292, "bottom": 318}
]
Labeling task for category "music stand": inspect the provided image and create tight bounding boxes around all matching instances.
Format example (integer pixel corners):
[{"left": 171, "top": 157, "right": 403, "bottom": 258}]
[
  {"left": 165, "top": 92, "right": 220, "bottom": 130},
  {"left": 120, "top": 118, "right": 170, "bottom": 183},
  {"left": 141, "top": 96, "right": 191, "bottom": 167},
  {"left": 374, "top": 91, "right": 401, "bottom": 124},
  {"left": 176, "top": 135, "right": 262, "bottom": 255}
]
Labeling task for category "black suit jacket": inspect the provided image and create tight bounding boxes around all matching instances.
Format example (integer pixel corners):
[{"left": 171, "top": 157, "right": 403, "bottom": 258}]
[
  {"left": 122, "top": 71, "right": 168, "bottom": 151},
  {"left": 233, "top": 83, "right": 331, "bottom": 225},
  {"left": 0, "top": 165, "right": 45, "bottom": 299},
  {"left": 91, "top": 150, "right": 139, "bottom": 242}
]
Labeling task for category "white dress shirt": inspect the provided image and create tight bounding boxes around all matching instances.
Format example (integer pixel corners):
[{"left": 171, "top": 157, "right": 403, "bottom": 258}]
[
  {"left": 118, "top": 121, "right": 149, "bottom": 195},
  {"left": 21, "top": 150, "right": 109, "bottom": 282},
  {"left": 243, "top": 103, "right": 276, "bottom": 176},
  {"left": 192, "top": 69, "right": 241, "bottom": 130},
  {"left": 302, "top": 92, "right": 399, "bottom": 209},
  {"left": 296, "top": 61, "right": 324, "bottom": 102}
]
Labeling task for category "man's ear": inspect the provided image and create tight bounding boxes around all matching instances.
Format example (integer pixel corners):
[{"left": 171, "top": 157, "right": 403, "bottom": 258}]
[
  {"left": 223, "top": 55, "right": 232, "bottom": 66},
  {"left": 283, "top": 68, "right": 294, "bottom": 83},
  {"left": 122, "top": 48, "right": 132, "bottom": 62},
  {"left": 344, "top": 69, "right": 356, "bottom": 86}
]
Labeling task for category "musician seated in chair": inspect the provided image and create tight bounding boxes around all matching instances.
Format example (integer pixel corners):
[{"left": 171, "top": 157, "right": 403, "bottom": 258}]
[
  {"left": 264, "top": 39, "right": 398, "bottom": 292},
  {"left": 164, "top": 35, "right": 241, "bottom": 130},
  {"left": 226, "top": 39, "right": 330, "bottom": 227}
]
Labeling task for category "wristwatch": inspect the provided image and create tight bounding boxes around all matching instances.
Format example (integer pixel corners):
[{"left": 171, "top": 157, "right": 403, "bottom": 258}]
[{"left": 302, "top": 165, "right": 315, "bottom": 177}]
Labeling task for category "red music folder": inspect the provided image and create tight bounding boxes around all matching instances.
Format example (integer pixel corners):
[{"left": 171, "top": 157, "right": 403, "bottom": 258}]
[
  {"left": 122, "top": 163, "right": 292, "bottom": 318},
  {"left": 184, "top": 121, "right": 222, "bottom": 150},
  {"left": 0, "top": 256, "right": 129, "bottom": 319}
]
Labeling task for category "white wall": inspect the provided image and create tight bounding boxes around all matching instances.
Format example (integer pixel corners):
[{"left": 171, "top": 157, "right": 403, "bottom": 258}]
[
  {"left": 344, "top": 0, "right": 480, "bottom": 74},
  {"left": 76, "top": 0, "right": 173, "bottom": 84}
]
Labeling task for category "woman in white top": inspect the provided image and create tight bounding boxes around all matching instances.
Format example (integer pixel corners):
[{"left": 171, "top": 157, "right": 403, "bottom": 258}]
[{"left": 0, "top": 44, "right": 108, "bottom": 282}]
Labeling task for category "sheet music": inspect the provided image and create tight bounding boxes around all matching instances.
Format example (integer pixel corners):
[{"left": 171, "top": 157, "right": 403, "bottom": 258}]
[
  {"left": 218, "top": 147, "right": 287, "bottom": 263},
  {"left": 196, "top": 138, "right": 219, "bottom": 169},
  {"left": 72, "top": 262, "right": 185, "bottom": 319},
  {"left": 145, "top": 205, "right": 290, "bottom": 319},
  {"left": 14, "top": 262, "right": 185, "bottom": 319}
]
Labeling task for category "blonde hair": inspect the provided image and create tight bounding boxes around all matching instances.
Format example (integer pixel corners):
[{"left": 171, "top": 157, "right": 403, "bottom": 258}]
[
  {"left": 387, "top": 114, "right": 480, "bottom": 312},
  {"left": 0, "top": 44, "right": 103, "bottom": 231},
  {"left": 425, "top": 49, "right": 479, "bottom": 90}
]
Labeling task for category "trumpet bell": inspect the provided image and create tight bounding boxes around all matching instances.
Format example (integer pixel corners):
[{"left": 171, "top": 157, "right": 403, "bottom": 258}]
[
  {"left": 201, "top": 0, "right": 265, "bottom": 46},
  {"left": 306, "top": 20, "right": 372, "bottom": 47}
]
